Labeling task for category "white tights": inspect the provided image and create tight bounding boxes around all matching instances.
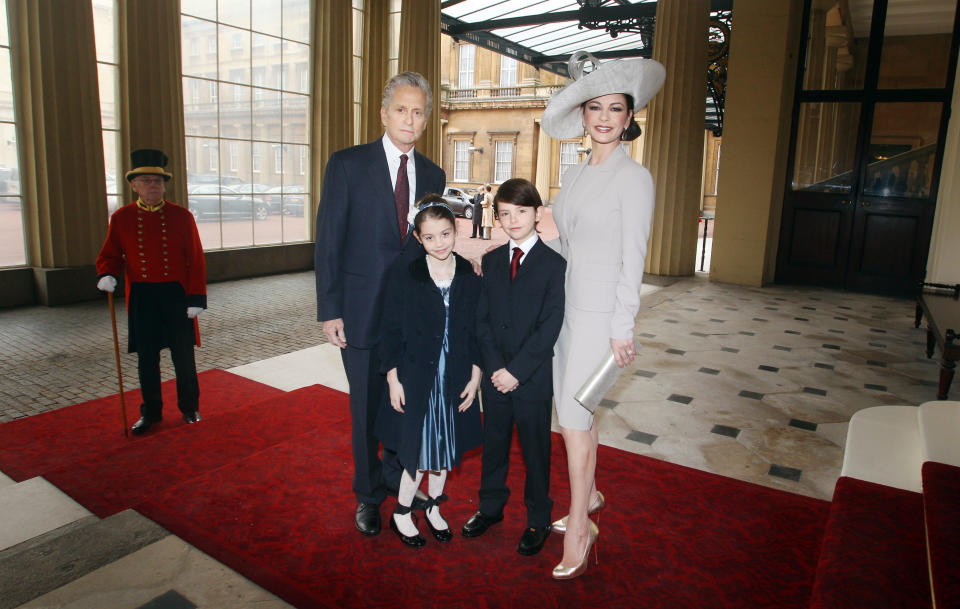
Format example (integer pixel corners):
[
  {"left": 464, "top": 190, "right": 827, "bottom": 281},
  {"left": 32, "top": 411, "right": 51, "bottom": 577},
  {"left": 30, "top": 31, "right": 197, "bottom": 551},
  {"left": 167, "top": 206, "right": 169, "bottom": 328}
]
[{"left": 393, "top": 468, "right": 449, "bottom": 536}]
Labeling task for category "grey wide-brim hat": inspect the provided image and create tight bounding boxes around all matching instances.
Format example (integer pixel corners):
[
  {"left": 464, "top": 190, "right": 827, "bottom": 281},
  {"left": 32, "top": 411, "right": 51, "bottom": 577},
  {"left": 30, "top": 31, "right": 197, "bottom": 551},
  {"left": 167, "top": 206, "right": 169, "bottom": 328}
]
[{"left": 542, "top": 51, "right": 666, "bottom": 140}]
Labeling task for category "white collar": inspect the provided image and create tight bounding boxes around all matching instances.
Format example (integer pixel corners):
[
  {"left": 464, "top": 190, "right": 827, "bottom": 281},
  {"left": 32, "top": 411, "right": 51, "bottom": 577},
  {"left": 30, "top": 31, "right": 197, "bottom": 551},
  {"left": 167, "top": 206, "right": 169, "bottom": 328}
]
[
  {"left": 509, "top": 233, "right": 539, "bottom": 256},
  {"left": 382, "top": 134, "right": 415, "bottom": 162}
]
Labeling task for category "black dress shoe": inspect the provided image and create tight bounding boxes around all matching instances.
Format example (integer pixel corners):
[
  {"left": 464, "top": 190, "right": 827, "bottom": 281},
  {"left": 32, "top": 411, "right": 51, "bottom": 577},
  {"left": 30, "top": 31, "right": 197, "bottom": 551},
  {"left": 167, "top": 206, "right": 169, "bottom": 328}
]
[
  {"left": 390, "top": 509, "right": 426, "bottom": 548},
  {"left": 461, "top": 511, "right": 504, "bottom": 538},
  {"left": 130, "top": 417, "right": 160, "bottom": 435},
  {"left": 517, "top": 525, "right": 551, "bottom": 556},
  {"left": 355, "top": 502, "right": 381, "bottom": 536},
  {"left": 183, "top": 411, "right": 201, "bottom": 424}
]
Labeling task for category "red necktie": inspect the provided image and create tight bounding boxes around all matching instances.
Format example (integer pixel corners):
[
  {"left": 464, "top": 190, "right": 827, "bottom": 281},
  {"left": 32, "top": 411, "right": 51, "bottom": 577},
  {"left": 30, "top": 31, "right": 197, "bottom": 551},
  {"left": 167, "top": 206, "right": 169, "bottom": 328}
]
[
  {"left": 510, "top": 246, "right": 523, "bottom": 281},
  {"left": 395, "top": 154, "right": 410, "bottom": 243}
]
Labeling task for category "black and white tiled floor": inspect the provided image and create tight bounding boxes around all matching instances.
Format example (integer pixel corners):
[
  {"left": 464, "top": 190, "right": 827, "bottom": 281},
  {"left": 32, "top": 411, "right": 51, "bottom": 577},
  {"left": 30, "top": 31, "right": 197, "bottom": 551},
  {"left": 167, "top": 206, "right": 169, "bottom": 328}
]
[{"left": 595, "top": 276, "right": 937, "bottom": 500}]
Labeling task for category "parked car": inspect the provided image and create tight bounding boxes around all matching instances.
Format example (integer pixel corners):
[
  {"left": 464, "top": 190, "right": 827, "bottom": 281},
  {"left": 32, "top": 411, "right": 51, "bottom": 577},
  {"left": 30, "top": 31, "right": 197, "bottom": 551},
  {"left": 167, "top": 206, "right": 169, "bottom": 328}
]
[
  {"left": 441, "top": 187, "right": 477, "bottom": 219},
  {"left": 187, "top": 184, "right": 270, "bottom": 221},
  {"left": 264, "top": 185, "right": 306, "bottom": 217}
]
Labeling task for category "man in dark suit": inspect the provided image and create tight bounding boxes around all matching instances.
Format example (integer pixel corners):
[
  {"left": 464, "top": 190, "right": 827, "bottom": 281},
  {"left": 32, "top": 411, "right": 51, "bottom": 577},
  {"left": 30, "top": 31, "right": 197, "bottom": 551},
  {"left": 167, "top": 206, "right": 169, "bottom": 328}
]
[
  {"left": 464, "top": 178, "right": 566, "bottom": 556},
  {"left": 315, "top": 72, "right": 445, "bottom": 536},
  {"left": 470, "top": 188, "right": 484, "bottom": 238}
]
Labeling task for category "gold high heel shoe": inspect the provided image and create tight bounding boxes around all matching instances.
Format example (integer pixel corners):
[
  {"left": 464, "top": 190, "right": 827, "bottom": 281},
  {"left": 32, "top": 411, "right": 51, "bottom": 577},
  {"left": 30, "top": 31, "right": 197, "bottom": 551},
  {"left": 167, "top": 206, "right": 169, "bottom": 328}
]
[
  {"left": 551, "top": 491, "right": 605, "bottom": 534},
  {"left": 551, "top": 520, "right": 599, "bottom": 580}
]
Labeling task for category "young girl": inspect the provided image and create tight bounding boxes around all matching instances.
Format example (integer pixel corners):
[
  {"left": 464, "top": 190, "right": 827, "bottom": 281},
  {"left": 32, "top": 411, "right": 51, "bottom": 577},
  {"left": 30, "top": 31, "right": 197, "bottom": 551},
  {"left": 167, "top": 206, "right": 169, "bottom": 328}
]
[{"left": 377, "top": 194, "right": 483, "bottom": 547}]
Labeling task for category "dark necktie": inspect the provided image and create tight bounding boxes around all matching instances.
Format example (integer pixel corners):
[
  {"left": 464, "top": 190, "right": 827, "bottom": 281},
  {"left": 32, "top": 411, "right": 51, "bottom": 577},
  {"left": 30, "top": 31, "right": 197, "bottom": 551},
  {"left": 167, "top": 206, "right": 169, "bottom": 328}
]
[
  {"left": 395, "top": 154, "right": 410, "bottom": 243},
  {"left": 510, "top": 246, "right": 523, "bottom": 281}
]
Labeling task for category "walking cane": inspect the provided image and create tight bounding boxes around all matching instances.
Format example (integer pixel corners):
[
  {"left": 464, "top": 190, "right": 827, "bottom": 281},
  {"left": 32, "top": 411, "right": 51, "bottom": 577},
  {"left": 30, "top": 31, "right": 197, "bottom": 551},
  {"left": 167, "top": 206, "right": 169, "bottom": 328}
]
[{"left": 108, "top": 291, "right": 129, "bottom": 437}]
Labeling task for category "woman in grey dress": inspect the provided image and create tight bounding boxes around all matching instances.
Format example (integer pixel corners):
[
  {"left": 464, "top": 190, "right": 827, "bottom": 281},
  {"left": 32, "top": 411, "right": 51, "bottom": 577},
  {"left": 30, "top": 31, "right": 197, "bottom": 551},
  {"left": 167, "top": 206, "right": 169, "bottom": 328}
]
[{"left": 541, "top": 52, "right": 665, "bottom": 579}]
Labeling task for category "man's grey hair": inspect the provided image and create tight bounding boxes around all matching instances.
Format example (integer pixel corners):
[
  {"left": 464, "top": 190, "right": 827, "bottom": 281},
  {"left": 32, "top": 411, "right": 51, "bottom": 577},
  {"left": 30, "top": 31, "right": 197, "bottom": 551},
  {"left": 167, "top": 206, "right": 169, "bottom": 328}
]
[{"left": 382, "top": 71, "right": 433, "bottom": 117}]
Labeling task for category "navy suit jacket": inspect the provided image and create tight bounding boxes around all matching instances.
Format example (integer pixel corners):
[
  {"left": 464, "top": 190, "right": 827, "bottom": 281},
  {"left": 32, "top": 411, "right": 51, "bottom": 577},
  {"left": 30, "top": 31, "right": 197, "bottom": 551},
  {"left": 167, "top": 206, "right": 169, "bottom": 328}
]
[
  {"left": 315, "top": 139, "right": 446, "bottom": 349},
  {"left": 476, "top": 239, "right": 566, "bottom": 401}
]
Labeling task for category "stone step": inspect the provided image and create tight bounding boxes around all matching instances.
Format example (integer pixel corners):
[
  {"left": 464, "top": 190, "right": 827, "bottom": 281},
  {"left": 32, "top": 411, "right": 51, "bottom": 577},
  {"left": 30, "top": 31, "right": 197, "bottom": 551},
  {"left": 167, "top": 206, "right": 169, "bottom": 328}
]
[
  {"left": 0, "top": 509, "right": 168, "bottom": 609},
  {"left": 0, "top": 477, "right": 92, "bottom": 552},
  {"left": 917, "top": 400, "right": 960, "bottom": 466}
]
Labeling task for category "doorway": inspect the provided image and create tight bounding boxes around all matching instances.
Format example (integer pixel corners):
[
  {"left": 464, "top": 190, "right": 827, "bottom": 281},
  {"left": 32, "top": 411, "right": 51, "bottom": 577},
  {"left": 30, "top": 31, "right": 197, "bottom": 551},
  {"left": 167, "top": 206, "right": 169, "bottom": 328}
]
[{"left": 776, "top": 0, "right": 960, "bottom": 294}]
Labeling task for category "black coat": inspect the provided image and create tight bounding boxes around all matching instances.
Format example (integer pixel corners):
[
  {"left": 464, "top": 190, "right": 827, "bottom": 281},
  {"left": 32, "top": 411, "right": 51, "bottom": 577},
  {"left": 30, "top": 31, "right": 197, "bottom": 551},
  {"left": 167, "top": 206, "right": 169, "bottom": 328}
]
[
  {"left": 476, "top": 239, "right": 566, "bottom": 401},
  {"left": 314, "top": 139, "right": 446, "bottom": 349},
  {"left": 377, "top": 253, "right": 483, "bottom": 475}
]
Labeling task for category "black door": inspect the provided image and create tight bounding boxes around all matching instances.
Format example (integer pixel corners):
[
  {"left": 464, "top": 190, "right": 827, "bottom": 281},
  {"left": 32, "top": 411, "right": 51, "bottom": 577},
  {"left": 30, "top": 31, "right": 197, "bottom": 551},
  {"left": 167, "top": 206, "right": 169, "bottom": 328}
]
[{"left": 777, "top": 0, "right": 960, "bottom": 295}]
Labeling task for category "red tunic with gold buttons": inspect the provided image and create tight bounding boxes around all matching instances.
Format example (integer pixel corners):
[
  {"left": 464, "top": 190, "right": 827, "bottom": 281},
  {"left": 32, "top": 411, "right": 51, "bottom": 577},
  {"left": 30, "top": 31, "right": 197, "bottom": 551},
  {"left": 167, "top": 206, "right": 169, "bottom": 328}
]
[{"left": 96, "top": 200, "right": 206, "bottom": 347}]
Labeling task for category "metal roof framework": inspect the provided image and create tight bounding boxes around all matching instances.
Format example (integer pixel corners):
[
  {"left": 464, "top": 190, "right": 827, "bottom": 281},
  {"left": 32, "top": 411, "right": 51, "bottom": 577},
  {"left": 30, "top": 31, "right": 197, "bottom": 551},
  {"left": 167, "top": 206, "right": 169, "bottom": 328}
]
[{"left": 440, "top": 0, "right": 734, "bottom": 133}]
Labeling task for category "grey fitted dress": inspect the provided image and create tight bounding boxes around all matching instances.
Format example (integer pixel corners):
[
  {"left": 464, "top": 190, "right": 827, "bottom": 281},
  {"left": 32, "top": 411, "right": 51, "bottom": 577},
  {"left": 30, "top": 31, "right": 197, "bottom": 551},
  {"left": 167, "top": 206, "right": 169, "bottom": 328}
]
[{"left": 551, "top": 146, "right": 655, "bottom": 430}]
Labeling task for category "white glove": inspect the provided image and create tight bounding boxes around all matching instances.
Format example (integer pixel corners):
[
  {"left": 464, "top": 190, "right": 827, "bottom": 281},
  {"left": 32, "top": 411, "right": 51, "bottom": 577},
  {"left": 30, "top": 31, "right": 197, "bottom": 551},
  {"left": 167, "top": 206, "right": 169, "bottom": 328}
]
[
  {"left": 187, "top": 307, "right": 203, "bottom": 319},
  {"left": 97, "top": 275, "right": 117, "bottom": 293}
]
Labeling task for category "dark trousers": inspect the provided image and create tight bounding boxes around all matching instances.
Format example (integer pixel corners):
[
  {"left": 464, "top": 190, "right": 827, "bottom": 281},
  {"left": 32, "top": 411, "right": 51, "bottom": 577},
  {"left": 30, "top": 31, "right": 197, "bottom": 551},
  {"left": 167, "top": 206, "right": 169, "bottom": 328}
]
[
  {"left": 341, "top": 345, "right": 402, "bottom": 505},
  {"left": 137, "top": 337, "right": 199, "bottom": 420},
  {"left": 478, "top": 390, "right": 553, "bottom": 527},
  {"left": 470, "top": 203, "right": 482, "bottom": 237}
]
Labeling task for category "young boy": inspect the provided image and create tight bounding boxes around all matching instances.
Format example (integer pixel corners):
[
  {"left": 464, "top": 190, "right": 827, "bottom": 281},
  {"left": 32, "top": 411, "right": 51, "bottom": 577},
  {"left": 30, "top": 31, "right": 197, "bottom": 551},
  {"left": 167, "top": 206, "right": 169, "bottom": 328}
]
[{"left": 462, "top": 178, "right": 566, "bottom": 556}]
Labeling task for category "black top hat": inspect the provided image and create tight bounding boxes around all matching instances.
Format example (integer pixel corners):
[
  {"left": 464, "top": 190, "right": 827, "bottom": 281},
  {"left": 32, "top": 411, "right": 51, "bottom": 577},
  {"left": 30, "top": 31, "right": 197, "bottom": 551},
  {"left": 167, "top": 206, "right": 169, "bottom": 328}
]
[{"left": 125, "top": 149, "right": 173, "bottom": 182}]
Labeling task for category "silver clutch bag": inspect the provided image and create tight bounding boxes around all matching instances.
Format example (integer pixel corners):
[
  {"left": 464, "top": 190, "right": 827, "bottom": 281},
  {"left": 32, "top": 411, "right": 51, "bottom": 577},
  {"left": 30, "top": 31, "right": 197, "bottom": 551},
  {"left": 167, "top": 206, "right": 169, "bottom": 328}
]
[{"left": 573, "top": 341, "right": 638, "bottom": 413}]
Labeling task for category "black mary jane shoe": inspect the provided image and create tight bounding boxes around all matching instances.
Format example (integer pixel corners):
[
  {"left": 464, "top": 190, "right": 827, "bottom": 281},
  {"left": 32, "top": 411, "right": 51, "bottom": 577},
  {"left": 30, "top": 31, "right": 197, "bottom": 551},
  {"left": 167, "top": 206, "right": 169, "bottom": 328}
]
[
  {"left": 130, "top": 416, "right": 161, "bottom": 435},
  {"left": 424, "top": 494, "right": 453, "bottom": 543},
  {"left": 390, "top": 506, "right": 426, "bottom": 548}
]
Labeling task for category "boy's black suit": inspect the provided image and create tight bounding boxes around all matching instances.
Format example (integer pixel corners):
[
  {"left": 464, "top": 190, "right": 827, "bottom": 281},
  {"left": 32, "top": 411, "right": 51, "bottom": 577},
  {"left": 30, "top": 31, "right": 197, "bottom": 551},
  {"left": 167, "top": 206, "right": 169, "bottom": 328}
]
[{"left": 475, "top": 238, "right": 566, "bottom": 527}]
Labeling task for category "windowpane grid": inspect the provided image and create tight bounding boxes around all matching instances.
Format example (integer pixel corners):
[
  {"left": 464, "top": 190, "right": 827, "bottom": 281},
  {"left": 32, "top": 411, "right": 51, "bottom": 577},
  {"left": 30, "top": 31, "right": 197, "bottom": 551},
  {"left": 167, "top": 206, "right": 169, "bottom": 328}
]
[
  {"left": 494, "top": 141, "right": 512, "bottom": 182},
  {"left": 0, "top": 2, "right": 24, "bottom": 267},
  {"left": 559, "top": 142, "right": 579, "bottom": 186},
  {"left": 181, "top": 0, "right": 311, "bottom": 248},
  {"left": 454, "top": 141, "right": 470, "bottom": 181}
]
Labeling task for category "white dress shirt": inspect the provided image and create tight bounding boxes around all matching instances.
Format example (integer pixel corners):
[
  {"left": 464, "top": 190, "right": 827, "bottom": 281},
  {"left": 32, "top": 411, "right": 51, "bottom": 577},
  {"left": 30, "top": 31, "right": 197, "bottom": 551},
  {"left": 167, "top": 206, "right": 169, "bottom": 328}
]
[
  {"left": 382, "top": 134, "right": 419, "bottom": 227},
  {"left": 508, "top": 233, "right": 540, "bottom": 267}
]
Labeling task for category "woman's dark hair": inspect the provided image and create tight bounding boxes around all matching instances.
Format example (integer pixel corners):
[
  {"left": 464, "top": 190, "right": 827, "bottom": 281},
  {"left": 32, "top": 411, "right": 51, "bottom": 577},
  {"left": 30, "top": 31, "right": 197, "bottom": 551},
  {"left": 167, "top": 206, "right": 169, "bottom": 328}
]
[
  {"left": 494, "top": 178, "right": 542, "bottom": 213},
  {"left": 412, "top": 193, "right": 456, "bottom": 234},
  {"left": 580, "top": 93, "right": 642, "bottom": 141}
]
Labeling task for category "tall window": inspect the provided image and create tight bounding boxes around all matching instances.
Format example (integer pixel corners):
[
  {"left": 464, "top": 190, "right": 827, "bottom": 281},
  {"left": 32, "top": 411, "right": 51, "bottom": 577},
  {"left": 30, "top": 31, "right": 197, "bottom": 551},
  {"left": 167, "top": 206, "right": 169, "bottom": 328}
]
[
  {"left": 559, "top": 142, "right": 580, "bottom": 186},
  {"left": 388, "top": 0, "right": 401, "bottom": 77},
  {"left": 0, "top": 2, "right": 24, "bottom": 267},
  {"left": 92, "top": 0, "right": 121, "bottom": 217},
  {"left": 458, "top": 44, "right": 475, "bottom": 89},
  {"left": 181, "top": 0, "right": 311, "bottom": 250},
  {"left": 352, "top": 0, "right": 364, "bottom": 145},
  {"left": 454, "top": 140, "right": 470, "bottom": 181},
  {"left": 494, "top": 140, "right": 513, "bottom": 182},
  {"left": 499, "top": 55, "right": 517, "bottom": 95}
]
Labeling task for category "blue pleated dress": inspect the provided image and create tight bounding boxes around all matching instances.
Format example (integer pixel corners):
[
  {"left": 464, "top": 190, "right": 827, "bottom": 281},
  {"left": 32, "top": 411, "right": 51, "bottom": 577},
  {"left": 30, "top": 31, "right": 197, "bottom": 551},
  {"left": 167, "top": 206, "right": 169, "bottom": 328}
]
[{"left": 419, "top": 279, "right": 457, "bottom": 471}]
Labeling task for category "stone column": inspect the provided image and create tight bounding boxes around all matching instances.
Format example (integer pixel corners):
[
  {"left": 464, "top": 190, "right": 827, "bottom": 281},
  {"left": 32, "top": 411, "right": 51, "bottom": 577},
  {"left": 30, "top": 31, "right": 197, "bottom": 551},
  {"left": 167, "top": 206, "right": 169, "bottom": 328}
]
[
  {"left": 362, "top": 0, "right": 390, "bottom": 143},
  {"left": 119, "top": 0, "right": 188, "bottom": 209},
  {"left": 534, "top": 119, "right": 551, "bottom": 202},
  {"left": 927, "top": 52, "right": 960, "bottom": 284},
  {"left": 709, "top": 0, "right": 804, "bottom": 286},
  {"left": 642, "top": 0, "right": 709, "bottom": 276},
  {"left": 8, "top": 0, "right": 107, "bottom": 303},
  {"left": 398, "top": 0, "right": 441, "bottom": 161},
  {"left": 311, "top": 0, "right": 353, "bottom": 230}
]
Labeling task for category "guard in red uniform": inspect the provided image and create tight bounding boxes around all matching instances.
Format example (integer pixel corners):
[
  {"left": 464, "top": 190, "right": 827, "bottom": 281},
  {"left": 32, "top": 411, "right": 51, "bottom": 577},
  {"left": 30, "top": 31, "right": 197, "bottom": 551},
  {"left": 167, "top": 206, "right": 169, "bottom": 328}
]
[{"left": 96, "top": 149, "right": 207, "bottom": 435}]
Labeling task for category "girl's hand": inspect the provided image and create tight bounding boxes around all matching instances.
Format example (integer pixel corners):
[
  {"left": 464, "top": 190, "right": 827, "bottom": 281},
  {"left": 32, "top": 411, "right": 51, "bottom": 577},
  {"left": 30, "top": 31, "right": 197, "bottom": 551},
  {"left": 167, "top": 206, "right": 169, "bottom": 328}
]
[
  {"left": 458, "top": 365, "right": 483, "bottom": 411},
  {"left": 610, "top": 337, "right": 637, "bottom": 368},
  {"left": 387, "top": 368, "right": 405, "bottom": 413}
]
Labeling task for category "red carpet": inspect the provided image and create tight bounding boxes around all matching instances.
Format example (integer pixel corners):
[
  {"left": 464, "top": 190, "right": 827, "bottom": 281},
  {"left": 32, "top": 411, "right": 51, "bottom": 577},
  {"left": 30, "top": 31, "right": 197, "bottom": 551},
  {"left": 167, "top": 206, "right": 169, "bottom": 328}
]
[
  {"left": 134, "top": 388, "right": 830, "bottom": 609},
  {"left": 809, "top": 476, "right": 931, "bottom": 609},
  {"left": 2, "top": 377, "right": 833, "bottom": 608},
  {"left": 923, "top": 462, "right": 960, "bottom": 609},
  {"left": 0, "top": 369, "right": 284, "bottom": 481}
]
